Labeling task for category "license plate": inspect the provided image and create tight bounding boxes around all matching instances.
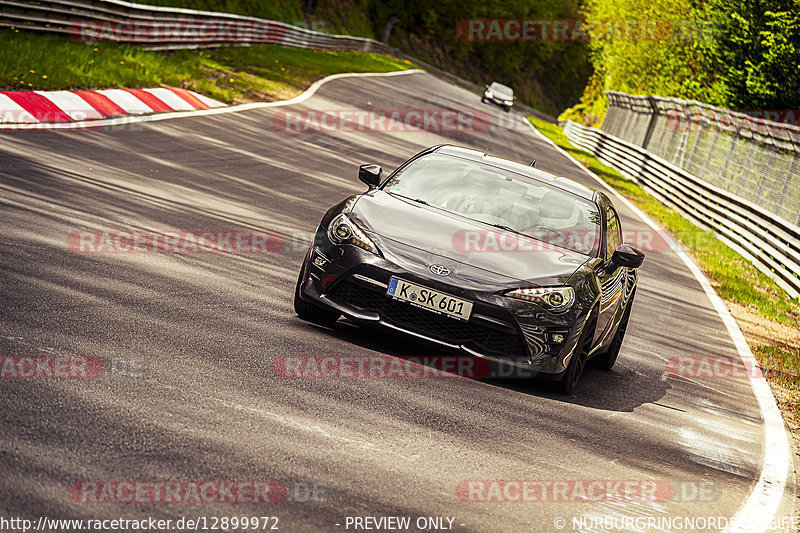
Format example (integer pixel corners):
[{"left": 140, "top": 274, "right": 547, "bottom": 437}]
[{"left": 386, "top": 277, "right": 473, "bottom": 321}]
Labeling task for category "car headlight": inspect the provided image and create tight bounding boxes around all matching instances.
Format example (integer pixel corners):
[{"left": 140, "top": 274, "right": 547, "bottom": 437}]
[
  {"left": 327, "top": 213, "right": 380, "bottom": 255},
  {"left": 485, "top": 91, "right": 493, "bottom": 98},
  {"left": 504, "top": 100, "right": 513, "bottom": 106},
  {"left": 506, "top": 286, "right": 575, "bottom": 312}
]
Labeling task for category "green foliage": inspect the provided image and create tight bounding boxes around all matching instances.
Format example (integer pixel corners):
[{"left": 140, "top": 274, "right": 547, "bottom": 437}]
[
  {"left": 381, "top": 0, "right": 592, "bottom": 114},
  {"left": 109, "top": 0, "right": 596, "bottom": 114},
  {"left": 585, "top": 0, "right": 715, "bottom": 97},
  {"left": 134, "top": 0, "right": 375, "bottom": 37},
  {"left": 558, "top": 69, "right": 606, "bottom": 126},
  {"left": 316, "top": 0, "right": 375, "bottom": 38},
  {"left": 564, "top": 0, "right": 724, "bottom": 120},
  {"left": 133, "top": 0, "right": 302, "bottom": 23},
  {"left": 568, "top": 0, "right": 800, "bottom": 120},
  {"left": 695, "top": 0, "right": 800, "bottom": 110}
]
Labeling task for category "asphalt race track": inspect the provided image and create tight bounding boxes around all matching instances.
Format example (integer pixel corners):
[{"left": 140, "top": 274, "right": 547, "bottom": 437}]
[{"left": 0, "top": 71, "right": 796, "bottom": 532}]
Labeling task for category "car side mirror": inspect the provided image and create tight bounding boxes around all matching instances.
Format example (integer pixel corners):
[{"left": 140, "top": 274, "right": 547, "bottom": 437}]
[
  {"left": 612, "top": 244, "right": 645, "bottom": 268},
  {"left": 358, "top": 164, "right": 382, "bottom": 189}
]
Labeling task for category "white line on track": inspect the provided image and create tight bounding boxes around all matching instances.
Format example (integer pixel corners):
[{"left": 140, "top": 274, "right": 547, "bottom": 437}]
[{"left": 521, "top": 117, "right": 794, "bottom": 533}]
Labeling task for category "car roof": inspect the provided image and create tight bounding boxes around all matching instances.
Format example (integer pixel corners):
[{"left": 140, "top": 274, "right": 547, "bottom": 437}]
[
  {"left": 490, "top": 82, "right": 512, "bottom": 91},
  {"left": 432, "top": 145, "right": 597, "bottom": 201}
]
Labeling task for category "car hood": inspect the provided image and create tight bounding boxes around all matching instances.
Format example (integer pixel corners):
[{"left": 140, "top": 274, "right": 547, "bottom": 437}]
[{"left": 349, "top": 191, "right": 588, "bottom": 286}]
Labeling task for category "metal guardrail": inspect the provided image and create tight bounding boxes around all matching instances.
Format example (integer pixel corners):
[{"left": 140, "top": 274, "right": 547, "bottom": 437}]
[
  {"left": 564, "top": 120, "right": 800, "bottom": 300},
  {"left": 603, "top": 90, "right": 800, "bottom": 226},
  {"left": 0, "top": 0, "right": 555, "bottom": 122}
]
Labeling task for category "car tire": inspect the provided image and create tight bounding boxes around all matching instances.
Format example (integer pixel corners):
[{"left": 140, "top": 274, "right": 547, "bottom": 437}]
[
  {"left": 555, "top": 313, "right": 596, "bottom": 394},
  {"left": 294, "top": 267, "right": 340, "bottom": 328},
  {"left": 592, "top": 290, "right": 635, "bottom": 371},
  {"left": 504, "top": 106, "right": 510, "bottom": 113}
]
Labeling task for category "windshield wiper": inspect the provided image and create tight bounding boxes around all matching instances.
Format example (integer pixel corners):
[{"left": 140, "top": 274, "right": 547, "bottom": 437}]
[
  {"left": 389, "top": 192, "right": 429, "bottom": 206},
  {"left": 484, "top": 222, "right": 528, "bottom": 238},
  {"left": 483, "top": 222, "right": 573, "bottom": 252}
]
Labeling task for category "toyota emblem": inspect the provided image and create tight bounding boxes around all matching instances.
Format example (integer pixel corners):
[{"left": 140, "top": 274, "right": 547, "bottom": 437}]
[{"left": 429, "top": 264, "right": 451, "bottom": 276}]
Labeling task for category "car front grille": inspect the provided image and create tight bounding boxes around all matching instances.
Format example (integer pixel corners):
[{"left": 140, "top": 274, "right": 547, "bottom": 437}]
[
  {"left": 328, "top": 279, "right": 527, "bottom": 358},
  {"left": 330, "top": 278, "right": 385, "bottom": 310}
]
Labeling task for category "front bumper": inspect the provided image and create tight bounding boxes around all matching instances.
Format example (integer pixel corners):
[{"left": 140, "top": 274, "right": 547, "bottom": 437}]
[
  {"left": 483, "top": 93, "right": 513, "bottom": 108},
  {"left": 297, "top": 237, "right": 589, "bottom": 378}
]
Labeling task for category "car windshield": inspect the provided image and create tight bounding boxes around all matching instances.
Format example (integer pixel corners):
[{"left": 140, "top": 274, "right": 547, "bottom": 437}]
[
  {"left": 489, "top": 83, "right": 513, "bottom": 99},
  {"left": 383, "top": 155, "right": 601, "bottom": 255}
]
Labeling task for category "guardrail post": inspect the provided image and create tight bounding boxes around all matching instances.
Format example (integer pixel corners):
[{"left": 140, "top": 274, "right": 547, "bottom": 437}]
[
  {"left": 701, "top": 125, "right": 721, "bottom": 183},
  {"left": 735, "top": 141, "right": 758, "bottom": 197},
  {"left": 641, "top": 95, "right": 659, "bottom": 151}
]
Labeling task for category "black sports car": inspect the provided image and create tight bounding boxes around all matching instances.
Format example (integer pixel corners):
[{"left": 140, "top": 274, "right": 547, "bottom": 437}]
[{"left": 294, "top": 145, "right": 644, "bottom": 393}]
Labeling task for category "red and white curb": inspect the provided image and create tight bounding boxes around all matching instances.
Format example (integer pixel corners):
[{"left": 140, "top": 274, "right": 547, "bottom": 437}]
[{"left": 0, "top": 87, "right": 223, "bottom": 127}]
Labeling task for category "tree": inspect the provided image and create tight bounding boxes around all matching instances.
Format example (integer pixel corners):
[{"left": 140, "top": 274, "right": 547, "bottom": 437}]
[{"left": 696, "top": 0, "right": 800, "bottom": 110}]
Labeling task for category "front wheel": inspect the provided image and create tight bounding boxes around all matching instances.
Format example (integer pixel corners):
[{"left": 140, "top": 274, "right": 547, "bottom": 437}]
[{"left": 294, "top": 267, "right": 340, "bottom": 328}]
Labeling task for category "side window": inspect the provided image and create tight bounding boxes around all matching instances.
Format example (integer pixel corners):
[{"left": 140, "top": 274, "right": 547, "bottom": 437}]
[{"left": 605, "top": 207, "right": 621, "bottom": 259}]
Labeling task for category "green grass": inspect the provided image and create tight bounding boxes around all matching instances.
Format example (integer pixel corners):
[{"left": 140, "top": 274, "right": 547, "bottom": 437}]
[
  {"left": 1, "top": 29, "right": 412, "bottom": 103},
  {"left": 754, "top": 345, "right": 800, "bottom": 424}
]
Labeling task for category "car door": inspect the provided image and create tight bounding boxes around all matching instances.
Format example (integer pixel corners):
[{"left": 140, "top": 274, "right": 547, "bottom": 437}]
[{"left": 593, "top": 205, "right": 625, "bottom": 346}]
